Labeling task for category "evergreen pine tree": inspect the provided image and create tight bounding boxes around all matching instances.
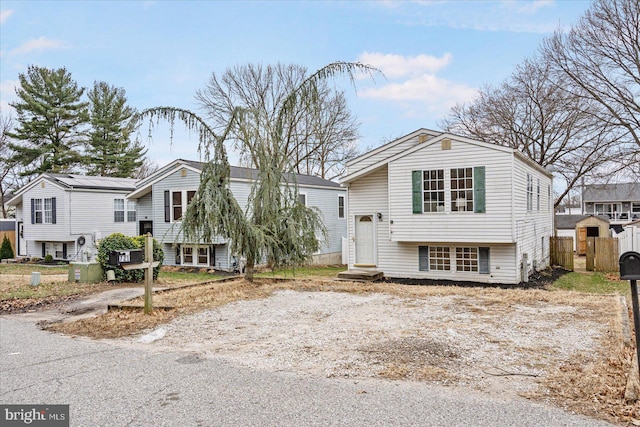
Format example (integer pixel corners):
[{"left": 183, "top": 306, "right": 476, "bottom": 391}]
[
  {"left": 8, "top": 66, "right": 89, "bottom": 176},
  {"left": 86, "top": 81, "right": 147, "bottom": 177},
  {"left": 0, "top": 235, "right": 14, "bottom": 260}
]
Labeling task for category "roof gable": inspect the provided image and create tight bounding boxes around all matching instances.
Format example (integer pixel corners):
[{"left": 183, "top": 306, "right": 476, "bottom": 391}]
[{"left": 341, "top": 131, "right": 529, "bottom": 184}]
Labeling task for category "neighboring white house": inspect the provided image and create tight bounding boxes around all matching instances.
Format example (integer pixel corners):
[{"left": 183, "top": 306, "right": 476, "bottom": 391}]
[
  {"left": 6, "top": 173, "right": 138, "bottom": 261},
  {"left": 126, "top": 159, "right": 347, "bottom": 269},
  {"left": 340, "top": 129, "right": 554, "bottom": 285}
]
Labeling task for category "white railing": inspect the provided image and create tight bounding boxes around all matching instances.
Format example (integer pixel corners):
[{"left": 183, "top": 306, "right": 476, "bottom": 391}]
[{"left": 618, "top": 226, "right": 640, "bottom": 254}]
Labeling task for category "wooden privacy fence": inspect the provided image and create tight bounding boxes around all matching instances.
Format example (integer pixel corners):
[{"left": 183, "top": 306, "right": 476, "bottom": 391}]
[
  {"left": 586, "top": 237, "right": 619, "bottom": 272},
  {"left": 551, "top": 236, "right": 574, "bottom": 271},
  {"left": 0, "top": 230, "right": 16, "bottom": 257}
]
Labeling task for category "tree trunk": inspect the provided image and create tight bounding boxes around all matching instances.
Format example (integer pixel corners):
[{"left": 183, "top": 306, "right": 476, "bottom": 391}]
[{"left": 245, "top": 256, "right": 255, "bottom": 282}]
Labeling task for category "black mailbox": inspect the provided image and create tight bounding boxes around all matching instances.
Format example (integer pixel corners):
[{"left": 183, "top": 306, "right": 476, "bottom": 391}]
[
  {"left": 619, "top": 251, "right": 640, "bottom": 280},
  {"left": 109, "top": 249, "right": 143, "bottom": 266}
]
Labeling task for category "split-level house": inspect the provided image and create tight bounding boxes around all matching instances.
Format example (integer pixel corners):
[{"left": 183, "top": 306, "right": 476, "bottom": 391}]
[
  {"left": 7, "top": 174, "right": 138, "bottom": 260},
  {"left": 126, "top": 159, "right": 347, "bottom": 269},
  {"left": 581, "top": 182, "right": 640, "bottom": 225},
  {"left": 340, "top": 129, "right": 554, "bottom": 284}
]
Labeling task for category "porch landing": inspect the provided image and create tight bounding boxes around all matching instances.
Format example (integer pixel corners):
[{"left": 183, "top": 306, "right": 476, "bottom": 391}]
[{"left": 337, "top": 269, "right": 384, "bottom": 281}]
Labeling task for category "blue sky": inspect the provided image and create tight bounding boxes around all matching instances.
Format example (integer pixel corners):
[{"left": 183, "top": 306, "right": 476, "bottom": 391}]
[{"left": 1, "top": 0, "right": 592, "bottom": 168}]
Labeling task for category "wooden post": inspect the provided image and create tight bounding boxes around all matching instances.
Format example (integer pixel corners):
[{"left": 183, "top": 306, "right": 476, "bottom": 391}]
[
  {"left": 144, "top": 233, "right": 153, "bottom": 314},
  {"left": 631, "top": 280, "right": 640, "bottom": 380},
  {"left": 586, "top": 237, "right": 595, "bottom": 271}
]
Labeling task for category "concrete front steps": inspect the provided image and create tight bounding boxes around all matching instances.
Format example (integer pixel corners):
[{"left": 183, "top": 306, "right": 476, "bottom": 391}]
[{"left": 337, "top": 265, "right": 384, "bottom": 281}]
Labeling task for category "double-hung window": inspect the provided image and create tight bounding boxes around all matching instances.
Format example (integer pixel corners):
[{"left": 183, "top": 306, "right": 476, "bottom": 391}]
[
  {"left": 31, "top": 197, "right": 56, "bottom": 224},
  {"left": 526, "top": 174, "right": 533, "bottom": 211},
  {"left": 168, "top": 190, "right": 196, "bottom": 222},
  {"left": 114, "top": 199, "right": 125, "bottom": 222},
  {"left": 423, "top": 170, "right": 445, "bottom": 213},
  {"left": 338, "top": 196, "right": 345, "bottom": 218},
  {"left": 34, "top": 199, "right": 43, "bottom": 224},
  {"left": 450, "top": 168, "right": 473, "bottom": 212},
  {"left": 127, "top": 201, "right": 137, "bottom": 222}
]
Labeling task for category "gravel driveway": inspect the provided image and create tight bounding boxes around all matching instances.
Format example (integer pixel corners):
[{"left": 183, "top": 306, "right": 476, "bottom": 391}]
[{"left": 121, "top": 288, "right": 617, "bottom": 398}]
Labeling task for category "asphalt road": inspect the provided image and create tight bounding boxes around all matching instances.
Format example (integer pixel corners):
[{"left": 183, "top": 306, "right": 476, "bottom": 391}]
[{"left": 0, "top": 317, "right": 613, "bottom": 427}]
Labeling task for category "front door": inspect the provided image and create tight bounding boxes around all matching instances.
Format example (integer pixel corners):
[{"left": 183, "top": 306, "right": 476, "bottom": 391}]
[
  {"left": 355, "top": 215, "right": 374, "bottom": 265},
  {"left": 17, "top": 222, "right": 26, "bottom": 256}
]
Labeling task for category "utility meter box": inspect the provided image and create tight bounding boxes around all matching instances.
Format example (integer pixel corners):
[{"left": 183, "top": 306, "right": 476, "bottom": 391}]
[
  {"left": 109, "top": 249, "right": 143, "bottom": 266},
  {"left": 619, "top": 251, "right": 640, "bottom": 280}
]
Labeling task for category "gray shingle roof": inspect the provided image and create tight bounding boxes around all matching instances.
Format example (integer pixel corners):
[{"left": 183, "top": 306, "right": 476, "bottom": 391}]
[
  {"left": 180, "top": 159, "right": 341, "bottom": 188},
  {"left": 554, "top": 214, "right": 610, "bottom": 229},
  {"left": 582, "top": 183, "right": 640, "bottom": 202}
]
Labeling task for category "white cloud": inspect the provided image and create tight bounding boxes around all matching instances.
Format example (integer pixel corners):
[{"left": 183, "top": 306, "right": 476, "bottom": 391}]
[
  {"left": 355, "top": 52, "right": 476, "bottom": 115},
  {"left": 0, "top": 9, "right": 14, "bottom": 24},
  {"left": 360, "top": 74, "right": 476, "bottom": 112},
  {"left": 357, "top": 52, "right": 451, "bottom": 79},
  {"left": 8, "top": 37, "right": 65, "bottom": 57}
]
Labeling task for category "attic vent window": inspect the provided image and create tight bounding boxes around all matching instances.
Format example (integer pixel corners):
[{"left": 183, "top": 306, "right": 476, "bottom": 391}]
[
  {"left": 441, "top": 139, "right": 451, "bottom": 150},
  {"left": 418, "top": 134, "right": 428, "bottom": 143},
  {"left": 181, "top": 169, "right": 187, "bottom": 177}
]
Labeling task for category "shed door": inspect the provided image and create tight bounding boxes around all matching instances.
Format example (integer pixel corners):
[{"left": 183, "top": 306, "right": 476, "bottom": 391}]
[
  {"left": 355, "top": 215, "right": 374, "bottom": 265},
  {"left": 577, "top": 227, "right": 587, "bottom": 255}
]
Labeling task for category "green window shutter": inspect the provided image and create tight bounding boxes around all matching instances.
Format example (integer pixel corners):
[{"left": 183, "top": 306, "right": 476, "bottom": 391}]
[
  {"left": 479, "top": 247, "right": 490, "bottom": 274},
  {"left": 412, "top": 170, "right": 422, "bottom": 214},
  {"left": 419, "top": 246, "right": 429, "bottom": 271},
  {"left": 474, "top": 166, "right": 486, "bottom": 213}
]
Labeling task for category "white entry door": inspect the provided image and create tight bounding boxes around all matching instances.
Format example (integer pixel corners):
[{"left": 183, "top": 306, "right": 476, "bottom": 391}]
[
  {"left": 355, "top": 215, "right": 374, "bottom": 265},
  {"left": 17, "top": 222, "right": 26, "bottom": 256}
]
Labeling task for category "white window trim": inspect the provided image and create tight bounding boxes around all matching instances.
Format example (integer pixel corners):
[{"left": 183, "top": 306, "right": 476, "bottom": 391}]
[
  {"left": 180, "top": 244, "right": 210, "bottom": 267},
  {"left": 338, "top": 195, "right": 345, "bottom": 219},
  {"left": 299, "top": 192, "right": 308, "bottom": 206}
]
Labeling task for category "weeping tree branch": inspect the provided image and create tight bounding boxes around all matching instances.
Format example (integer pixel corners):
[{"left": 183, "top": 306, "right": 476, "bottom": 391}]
[{"left": 138, "top": 62, "right": 378, "bottom": 281}]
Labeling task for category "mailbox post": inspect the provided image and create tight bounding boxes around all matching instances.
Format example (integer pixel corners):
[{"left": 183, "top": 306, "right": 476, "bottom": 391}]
[
  {"left": 620, "top": 251, "right": 640, "bottom": 377},
  {"left": 109, "top": 234, "right": 159, "bottom": 314}
]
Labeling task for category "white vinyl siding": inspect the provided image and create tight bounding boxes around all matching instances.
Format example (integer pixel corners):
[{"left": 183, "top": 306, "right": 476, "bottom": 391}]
[
  {"left": 389, "top": 140, "right": 514, "bottom": 243},
  {"left": 345, "top": 135, "right": 553, "bottom": 284}
]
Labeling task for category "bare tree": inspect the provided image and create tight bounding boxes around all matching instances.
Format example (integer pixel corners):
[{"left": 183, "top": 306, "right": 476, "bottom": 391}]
[
  {"left": 142, "top": 62, "right": 377, "bottom": 281},
  {"left": 195, "top": 63, "right": 360, "bottom": 179},
  {"left": 0, "top": 111, "right": 27, "bottom": 218},
  {"left": 131, "top": 158, "right": 159, "bottom": 180},
  {"left": 441, "top": 57, "right": 635, "bottom": 207},
  {"left": 543, "top": 0, "right": 640, "bottom": 148}
]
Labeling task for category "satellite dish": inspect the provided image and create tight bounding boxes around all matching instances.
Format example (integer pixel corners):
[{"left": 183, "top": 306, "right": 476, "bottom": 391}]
[{"left": 77, "top": 236, "right": 86, "bottom": 246}]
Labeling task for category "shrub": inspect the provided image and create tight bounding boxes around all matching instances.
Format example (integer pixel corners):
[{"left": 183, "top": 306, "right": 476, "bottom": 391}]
[
  {"left": 96, "top": 233, "right": 164, "bottom": 283},
  {"left": 43, "top": 254, "right": 54, "bottom": 264},
  {"left": 133, "top": 235, "right": 164, "bottom": 280},
  {"left": 0, "top": 235, "right": 14, "bottom": 260}
]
